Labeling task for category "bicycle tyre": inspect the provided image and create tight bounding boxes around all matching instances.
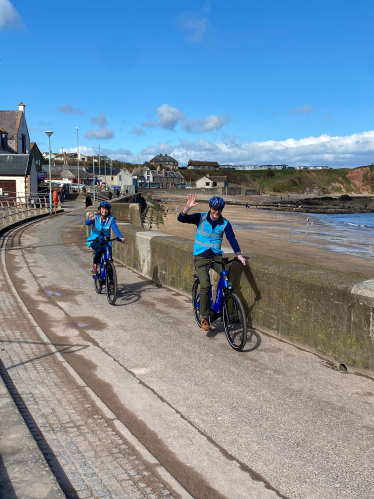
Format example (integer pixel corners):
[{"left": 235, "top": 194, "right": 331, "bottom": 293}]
[
  {"left": 94, "top": 263, "right": 102, "bottom": 294},
  {"left": 105, "top": 262, "right": 118, "bottom": 305},
  {"left": 192, "top": 280, "right": 201, "bottom": 327},
  {"left": 223, "top": 293, "right": 247, "bottom": 351}
]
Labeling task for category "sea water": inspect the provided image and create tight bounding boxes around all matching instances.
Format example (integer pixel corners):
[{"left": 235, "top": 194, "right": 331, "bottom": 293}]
[{"left": 296, "top": 212, "right": 374, "bottom": 259}]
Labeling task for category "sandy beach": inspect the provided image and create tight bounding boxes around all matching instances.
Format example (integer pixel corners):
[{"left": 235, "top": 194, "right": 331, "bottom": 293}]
[{"left": 155, "top": 195, "right": 374, "bottom": 278}]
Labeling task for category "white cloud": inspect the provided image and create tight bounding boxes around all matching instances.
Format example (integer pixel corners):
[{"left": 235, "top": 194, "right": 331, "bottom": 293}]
[
  {"left": 91, "top": 112, "right": 108, "bottom": 128},
  {"left": 140, "top": 142, "right": 174, "bottom": 156},
  {"left": 142, "top": 104, "right": 230, "bottom": 134},
  {"left": 174, "top": 11, "right": 208, "bottom": 43},
  {"left": 0, "top": 0, "right": 23, "bottom": 30},
  {"left": 85, "top": 128, "right": 115, "bottom": 140},
  {"left": 137, "top": 131, "right": 374, "bottom": 167},
  {"left": 129, "top": 127, "right": 145, "bottom": 136},
  {"left": 183, "top": 114, "right": 231, "bottom": 133},
  {"left": 291, "top": 105, "right": 314, "bottom": 116},
  {"left": 143, "top": 104, "right": 185, "bottom": 131},
  {"left": 58, "top": 104, "right": 84, "bottom": 115}
]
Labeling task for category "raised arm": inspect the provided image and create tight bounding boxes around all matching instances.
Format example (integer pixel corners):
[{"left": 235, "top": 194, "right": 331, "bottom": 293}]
[
  {"left": 85, "top": 211, "right": 95, "bottom": 225},
  {"left": 182, "top": 193, "right": 199, "bottom": 214},
  {"left": 177, "top": 194, "right": 201, "bottom": 225}
]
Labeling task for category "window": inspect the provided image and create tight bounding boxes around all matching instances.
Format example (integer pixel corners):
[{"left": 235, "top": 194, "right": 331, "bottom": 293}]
[
  {"left": 213, "top": 182, "right": 217, "bottom": 187},
  {"left": 205, "top": 182, "right": 210, "bottom": 186},
  {"left": 21, "top": 134, "right": 26, "bottom": 153},
  {"left": 119, "top": 175, "right": 122, "bottom": 181}
]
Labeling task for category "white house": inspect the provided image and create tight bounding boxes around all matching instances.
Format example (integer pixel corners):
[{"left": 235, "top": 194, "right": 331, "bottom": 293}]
[
  {"left": 196, "top": 175, "right": 229, "bottom": 189},
  {"left": 0, "top": 154, "right": 37, "bottom": 200},
  {"left": 88, "top": 166, "right": 134, "bottom": 192}
]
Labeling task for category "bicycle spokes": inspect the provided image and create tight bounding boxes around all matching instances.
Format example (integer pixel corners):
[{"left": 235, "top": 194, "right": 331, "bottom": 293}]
[{"left": 223, "top": 293, "right": 247, "bottom": 351}]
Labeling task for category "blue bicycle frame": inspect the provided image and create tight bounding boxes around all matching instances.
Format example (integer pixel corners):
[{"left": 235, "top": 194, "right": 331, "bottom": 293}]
[
  {"left": 196, "top": 267, "right": 231, "bottom": 316},
  {"left": 93, "top": 239, "right": 113, "bottom": 281}
]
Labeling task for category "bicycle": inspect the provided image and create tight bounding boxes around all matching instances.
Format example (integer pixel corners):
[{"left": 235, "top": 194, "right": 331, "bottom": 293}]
[
  {"left": 92, "top": 236, "right": 120, "bottom": 305},
  {"left": 192, "top": 257, "right": 247, "bottom": 351}
]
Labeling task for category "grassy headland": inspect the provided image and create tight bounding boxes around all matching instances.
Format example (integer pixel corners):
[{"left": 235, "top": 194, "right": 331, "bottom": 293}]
[{"left": 182, "top": 165, "right": 374, "bottom": 195}]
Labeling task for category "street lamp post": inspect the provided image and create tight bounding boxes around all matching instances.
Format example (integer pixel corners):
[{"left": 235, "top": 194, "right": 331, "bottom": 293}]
[
  {"left": 93, "top": 156, "right": 96, "bottom": 203},
  {"left": 110, "top": 162, "right": 112, "bottom": 191},
  {"left": 104, "top": 157, "right": 107, "bottom": 190},
  {"left": 75, "top": 127, "right": 79, "bottom": 186},
  {"left": 98, "top": 144, "right": 101, "bottom": 185},
  {"left": 45, "top": 131, "right": 53, "bottom": 214}
]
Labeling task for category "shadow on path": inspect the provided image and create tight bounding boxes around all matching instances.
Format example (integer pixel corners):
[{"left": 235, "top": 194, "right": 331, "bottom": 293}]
[{"left": 0, "top": 453, "right": 17, "bottom": 499}]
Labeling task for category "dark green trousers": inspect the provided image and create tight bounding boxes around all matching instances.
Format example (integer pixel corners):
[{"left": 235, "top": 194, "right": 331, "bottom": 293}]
[{"left": 194, "top": 254, "right": 224, "bottom": 317}]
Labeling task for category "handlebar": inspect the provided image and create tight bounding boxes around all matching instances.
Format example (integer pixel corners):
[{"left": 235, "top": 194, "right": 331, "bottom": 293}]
[
  {"left": 93, "top": 236, "right": 123, "bottom": 243},
  {"left": 197, "top": 257, "right": 240, "bottom": 269}
]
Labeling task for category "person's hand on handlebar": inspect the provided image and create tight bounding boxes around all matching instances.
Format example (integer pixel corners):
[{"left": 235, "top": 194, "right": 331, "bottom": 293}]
[
  {"left": 119, "top": 238, "right": 125, "bottom": 243},
  {"left": 237, "top": 255, "right": 246, "bottom": 265},
  {"left": 182, "top": 194, "right": 198, "bottom": 214}
]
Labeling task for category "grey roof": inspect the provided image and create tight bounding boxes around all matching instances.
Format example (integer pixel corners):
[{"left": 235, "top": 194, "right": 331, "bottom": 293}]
[
  {"left": 0, "top": 154, "right": 34, "bottom": 175},
  {"left": 60, "top": 169, "right": 76, "bottom": 178},
  {"left": 0, "top": 111, "right": 20, "bottom": 140},
  {"left": 42, "top": 165, "right": 63, "bottom": 177},
  {"left": 150, "top": 154, "right": 178, "bottom": 163},
  {"left": 188, "top": 160, "right": 219, "bottom": 166},
  {"left": 208, "top": 176, "right": 227, "bottom": 182},
  {"left": 42, "top": 165, "right": 92, "bottom": 179},
  {"left": 85, "top": 166, "right": 121, "bottom": 176},
  {"left": 77, "top": 169, "right": 91, "bottom": 178},
  {"left": 152, "top": 171, "right": 185, "bottom": 180}
]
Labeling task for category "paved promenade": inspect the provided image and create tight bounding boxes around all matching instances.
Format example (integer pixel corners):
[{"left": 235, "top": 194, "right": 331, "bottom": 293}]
[
  {"left": 1, "top": 203, "right": 374, "bottom": 499},
  {"left": 0, "top": 214, "right": 184, "bottom": 499}
]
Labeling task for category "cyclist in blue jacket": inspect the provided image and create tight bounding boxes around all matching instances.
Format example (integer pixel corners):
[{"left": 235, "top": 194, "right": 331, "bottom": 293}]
[
  {"left": 85, "top": 201, "right": 125, "bottom": 275},
  {"left": 178, "top": 194, "right": 246, "bottom": 331}
]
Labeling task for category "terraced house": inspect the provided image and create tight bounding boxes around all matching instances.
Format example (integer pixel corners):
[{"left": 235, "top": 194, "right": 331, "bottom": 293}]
[{"left": 132, "top": 167, "right": 186, "bottom": 188}]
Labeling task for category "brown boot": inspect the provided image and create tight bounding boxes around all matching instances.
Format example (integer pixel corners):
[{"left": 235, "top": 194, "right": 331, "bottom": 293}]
[{"left": 201, "top": 316, "right": 210, "bottom": 331}]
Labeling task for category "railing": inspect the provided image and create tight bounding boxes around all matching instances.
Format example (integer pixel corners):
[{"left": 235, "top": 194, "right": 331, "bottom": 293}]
[{"left": 0, "top": 193, "right": 58, "bottom": 227}]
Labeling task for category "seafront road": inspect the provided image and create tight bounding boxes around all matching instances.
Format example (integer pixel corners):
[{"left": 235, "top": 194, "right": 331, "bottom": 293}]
[{"left": 1, "top": 201, "right": 374, "bottom": 499}]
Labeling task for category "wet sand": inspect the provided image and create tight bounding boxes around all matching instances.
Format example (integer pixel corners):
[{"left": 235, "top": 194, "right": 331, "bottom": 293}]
[{"left": 158, "top": 199, "right": 374, "bottom": 278}]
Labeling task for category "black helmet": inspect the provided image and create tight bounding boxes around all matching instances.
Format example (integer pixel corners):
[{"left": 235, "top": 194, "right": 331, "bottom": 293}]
[
  {"left": 209, "top": 196, "right": 225, "bottom": 210},
  {"left": 99, "top": 201, "right": 111, "bottom": 210}
]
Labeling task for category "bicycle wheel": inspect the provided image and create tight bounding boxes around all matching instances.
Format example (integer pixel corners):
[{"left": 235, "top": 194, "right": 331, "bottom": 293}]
[
  {"left": 105, "top": 262, "right": 118, "bottom": 305},
  {"left": 223, "top": 293, "right": 247, "bottom": 351},
  {"left": 192, "top": 280, "right": 201, "bottom": 327},
  {"left": 94, "top": 263, "right": 102, "bottom": 294}
]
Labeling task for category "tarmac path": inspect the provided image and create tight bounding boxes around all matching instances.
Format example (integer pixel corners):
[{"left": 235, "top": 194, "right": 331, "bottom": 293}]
[{"left": 1, "top": 203, "right": 374, "bottom": 499}]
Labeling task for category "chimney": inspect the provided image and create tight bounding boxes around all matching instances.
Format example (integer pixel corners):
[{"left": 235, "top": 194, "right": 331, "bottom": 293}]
[{"left": 18, "top": 102, "right": 25, "bottom": 113}]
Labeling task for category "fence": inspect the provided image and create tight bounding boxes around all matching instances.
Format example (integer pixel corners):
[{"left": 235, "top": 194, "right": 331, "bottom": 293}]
[{"left": 0, "top": 193, "right": 57, "bottom": 227}]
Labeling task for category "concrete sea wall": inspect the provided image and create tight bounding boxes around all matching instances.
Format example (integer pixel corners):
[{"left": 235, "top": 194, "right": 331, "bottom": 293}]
[{"left": 107, "top": 222, "right": 374, "bottom": 370}]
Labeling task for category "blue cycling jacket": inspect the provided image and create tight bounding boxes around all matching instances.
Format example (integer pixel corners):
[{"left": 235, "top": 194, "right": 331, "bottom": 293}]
[{"left": 85, "top": 214, "right": 123, "bottom": 247}]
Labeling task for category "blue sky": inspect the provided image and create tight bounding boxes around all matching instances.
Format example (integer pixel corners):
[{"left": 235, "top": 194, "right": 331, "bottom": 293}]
[{"left": 1, "top": 0, "right": 374, "bottom": 167}]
